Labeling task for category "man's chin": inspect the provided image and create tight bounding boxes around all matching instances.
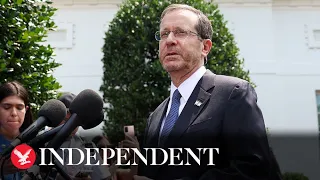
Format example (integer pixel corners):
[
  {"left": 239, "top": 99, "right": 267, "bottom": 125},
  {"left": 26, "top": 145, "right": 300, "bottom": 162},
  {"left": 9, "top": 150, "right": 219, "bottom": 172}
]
[{"left": 163, "top": 63, "right": 183, "bottom": 72}]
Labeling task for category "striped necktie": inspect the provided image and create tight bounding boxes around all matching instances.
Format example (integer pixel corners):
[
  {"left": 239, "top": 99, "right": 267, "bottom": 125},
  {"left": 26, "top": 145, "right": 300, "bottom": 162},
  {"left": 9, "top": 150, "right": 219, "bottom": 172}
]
[{"left": 159, "top": 89, "right": 181, "bottom": 145}]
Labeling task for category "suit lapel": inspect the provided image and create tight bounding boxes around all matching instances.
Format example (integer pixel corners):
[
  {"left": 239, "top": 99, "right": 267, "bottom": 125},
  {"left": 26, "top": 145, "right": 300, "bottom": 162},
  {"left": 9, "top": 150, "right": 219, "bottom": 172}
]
[
  {"left": 143, "top": 99, "right": 169, "bottom": 178},
  {"left": 145, "top": 98, "right": 169, "bottom": 146},
  {"left": 165, "top": 70, "right": 216, "bottom": 147}
]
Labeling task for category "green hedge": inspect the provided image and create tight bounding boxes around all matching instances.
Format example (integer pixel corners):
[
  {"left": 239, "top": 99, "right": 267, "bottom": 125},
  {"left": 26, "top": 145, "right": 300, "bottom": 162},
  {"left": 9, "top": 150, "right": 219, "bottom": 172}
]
[{"left": 0, "top": 0, "right": 61, "bottom": 116}]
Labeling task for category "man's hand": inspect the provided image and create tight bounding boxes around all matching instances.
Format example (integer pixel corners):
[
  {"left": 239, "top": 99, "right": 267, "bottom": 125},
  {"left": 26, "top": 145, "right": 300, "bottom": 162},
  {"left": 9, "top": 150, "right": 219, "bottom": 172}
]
[
  {"left": 121, "top": 135, "right": 140, "bottom": 164},
  {"left": 133, "top": 175, "right": 153, "bottom": 180}
]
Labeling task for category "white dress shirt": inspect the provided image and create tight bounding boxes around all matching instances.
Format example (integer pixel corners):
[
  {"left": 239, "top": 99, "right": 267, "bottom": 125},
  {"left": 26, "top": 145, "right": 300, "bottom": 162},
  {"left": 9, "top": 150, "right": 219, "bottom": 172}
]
[{"left": 159, "top": 66, "right": 207, "bottom": 138}]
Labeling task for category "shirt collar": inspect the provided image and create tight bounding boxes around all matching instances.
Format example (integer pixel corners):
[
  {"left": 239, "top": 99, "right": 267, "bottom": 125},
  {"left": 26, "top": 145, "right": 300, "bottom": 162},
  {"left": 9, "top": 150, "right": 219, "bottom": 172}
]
[{"left": 170, "top": 66, "right": 207, "bottom": 102}]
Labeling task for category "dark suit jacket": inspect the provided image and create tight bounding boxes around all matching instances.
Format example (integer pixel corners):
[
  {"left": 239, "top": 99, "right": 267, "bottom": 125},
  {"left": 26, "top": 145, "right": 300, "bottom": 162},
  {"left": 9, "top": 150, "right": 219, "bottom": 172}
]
[{"left": 138, "top": 70, "right": 282, "bottom": 180}]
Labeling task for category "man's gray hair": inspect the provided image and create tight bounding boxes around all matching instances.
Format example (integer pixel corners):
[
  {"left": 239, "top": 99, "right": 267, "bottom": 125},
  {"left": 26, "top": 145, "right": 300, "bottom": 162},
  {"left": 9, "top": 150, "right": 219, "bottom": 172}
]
[{"left": 160, "top": 4, "right": 213, "bottom": 40}]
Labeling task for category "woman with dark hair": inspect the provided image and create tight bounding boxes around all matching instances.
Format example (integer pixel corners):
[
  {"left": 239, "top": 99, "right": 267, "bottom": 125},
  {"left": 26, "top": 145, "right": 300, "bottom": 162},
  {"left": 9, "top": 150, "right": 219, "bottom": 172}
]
[{"left": 0, "top": 81, "right": 33, "bottom": 180}]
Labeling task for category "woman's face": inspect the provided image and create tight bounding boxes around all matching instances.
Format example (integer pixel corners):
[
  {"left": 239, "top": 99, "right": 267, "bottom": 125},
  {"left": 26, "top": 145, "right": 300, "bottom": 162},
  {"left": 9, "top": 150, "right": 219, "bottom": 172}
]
[{"left": 0, "top": 95, "right": 26, "bottom": 131}]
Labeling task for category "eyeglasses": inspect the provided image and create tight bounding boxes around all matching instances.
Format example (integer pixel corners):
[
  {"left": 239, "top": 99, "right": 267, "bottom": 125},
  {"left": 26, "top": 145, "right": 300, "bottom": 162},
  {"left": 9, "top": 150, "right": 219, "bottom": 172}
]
[{"left": 155, "top": 29, "right": 201, "bottom": 41}]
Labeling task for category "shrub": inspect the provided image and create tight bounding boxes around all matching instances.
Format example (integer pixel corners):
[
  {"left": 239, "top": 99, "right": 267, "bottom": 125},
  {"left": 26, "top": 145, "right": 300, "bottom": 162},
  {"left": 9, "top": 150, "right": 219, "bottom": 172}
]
[{"left": 0, "top": 0, "right": 61, "bottom": 116}]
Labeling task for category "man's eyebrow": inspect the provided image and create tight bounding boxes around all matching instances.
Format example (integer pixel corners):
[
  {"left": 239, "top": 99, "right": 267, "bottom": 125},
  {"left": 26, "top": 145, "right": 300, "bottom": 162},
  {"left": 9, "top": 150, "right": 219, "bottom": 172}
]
[
  {"left": 160, "top": 27, "right": 169, "bottom": 32},
  {"left": 175, "top": 27, "right": 184, "bottom": 30},
  {"left": 160, "top": 27, "right": 185, "bottom": 31}
]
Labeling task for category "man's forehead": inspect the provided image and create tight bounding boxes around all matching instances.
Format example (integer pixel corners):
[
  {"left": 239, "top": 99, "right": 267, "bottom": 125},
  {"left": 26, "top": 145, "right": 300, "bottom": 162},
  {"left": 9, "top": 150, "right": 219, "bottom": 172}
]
[
  {"left": 160, "top": 9, "right": 198, "bottom": 29},
  {"left": 163, "top": 8, "right": 198, "bottom": 18}
]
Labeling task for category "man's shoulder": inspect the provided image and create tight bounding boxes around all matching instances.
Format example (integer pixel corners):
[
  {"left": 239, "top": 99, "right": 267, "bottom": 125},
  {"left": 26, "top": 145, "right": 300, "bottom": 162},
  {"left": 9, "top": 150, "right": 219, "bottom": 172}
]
[
  {"left": 203, "top": 70, "right": 248, "bottom": 87},
  {"left": 213, "top": 74, "right": 249, "bottom": 90},
  {"left": 202, "top": 73, "right": 252, "bottom": 100},
  {"left": 215, "top": 74, "right": 247, "bottom": 85}
]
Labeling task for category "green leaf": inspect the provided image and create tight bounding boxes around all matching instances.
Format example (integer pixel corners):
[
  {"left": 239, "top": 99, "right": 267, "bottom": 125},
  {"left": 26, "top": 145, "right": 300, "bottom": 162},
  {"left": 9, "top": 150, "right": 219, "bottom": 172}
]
[
  {"left": 0, "top": 0, "right": 60, "bottom": 118},
  {"left": 0, "top": 0, "right": 6, "bottom": 5}
]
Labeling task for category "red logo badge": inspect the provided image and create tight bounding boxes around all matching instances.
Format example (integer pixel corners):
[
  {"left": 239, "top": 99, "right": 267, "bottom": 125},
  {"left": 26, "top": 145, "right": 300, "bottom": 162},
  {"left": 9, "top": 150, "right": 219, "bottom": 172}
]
[{"left": 10, "top": 144, "right": 36, "bottom": 169}]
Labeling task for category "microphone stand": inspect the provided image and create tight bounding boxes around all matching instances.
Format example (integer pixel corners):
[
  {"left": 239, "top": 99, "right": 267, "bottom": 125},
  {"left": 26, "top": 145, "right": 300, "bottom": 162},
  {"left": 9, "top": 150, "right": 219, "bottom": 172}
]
[
  {"left": 45, "top": 159, "right": 72, "bottom": 180},
  {"left": 21, "top": 142, "right": 72, "bottom": 180},
  {"left": 21, "top": 158, "right": 72, "bottom": 180},
  {"left": 22, "top": 164, "right": 42, "bottom": 180},
  {"left": 22, "top": 150, "right": 45, "bottom": 180},
  {"left": 39, "top": 148, "right": 72, "bottom": 180},
  {"left": 23, "top": 125, "right": 71, "bottom": 180},
  {"left": 22, "top": 156, "right": 71, "bottom": 180}
]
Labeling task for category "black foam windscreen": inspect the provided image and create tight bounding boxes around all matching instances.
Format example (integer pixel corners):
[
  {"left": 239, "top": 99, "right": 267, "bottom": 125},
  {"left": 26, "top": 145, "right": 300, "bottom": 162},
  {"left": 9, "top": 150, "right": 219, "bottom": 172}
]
[
  {"left": 82, "top": 110, "right": 104, "bottom": 130},
  {"left": 38, "top": 99, "right": 67, "bottom": 127},
  {"left": 69, "top": 89, "right": 103, "bottom": 124}
]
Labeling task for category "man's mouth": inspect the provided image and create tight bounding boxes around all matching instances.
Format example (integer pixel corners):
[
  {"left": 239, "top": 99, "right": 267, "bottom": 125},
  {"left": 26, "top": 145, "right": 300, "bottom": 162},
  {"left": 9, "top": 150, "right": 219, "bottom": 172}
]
[{"left": 166, "top": 52, "right": 178, "bottom": 56}]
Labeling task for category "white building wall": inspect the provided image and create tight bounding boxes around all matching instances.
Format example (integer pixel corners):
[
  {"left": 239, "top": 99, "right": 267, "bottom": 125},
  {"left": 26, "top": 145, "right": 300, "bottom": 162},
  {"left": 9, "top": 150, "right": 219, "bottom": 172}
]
[
  {"left": 48, "top": 7, "right": 118, "bottom": 95},
  {"left": 49, "top": 0, "right": 320, "bottom": 178}
]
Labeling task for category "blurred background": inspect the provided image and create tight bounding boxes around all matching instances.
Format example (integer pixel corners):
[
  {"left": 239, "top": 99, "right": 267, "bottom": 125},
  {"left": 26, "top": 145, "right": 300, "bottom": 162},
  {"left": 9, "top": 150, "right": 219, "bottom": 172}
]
[
  {"left": 49, "top": 0, "right": 320, "bottom": 138},
  {"left": 49, "top": 0, "right": 320, "bottom": 179},
  {"left": 1, "top": 0, "right": 320, "bottom": 179}
]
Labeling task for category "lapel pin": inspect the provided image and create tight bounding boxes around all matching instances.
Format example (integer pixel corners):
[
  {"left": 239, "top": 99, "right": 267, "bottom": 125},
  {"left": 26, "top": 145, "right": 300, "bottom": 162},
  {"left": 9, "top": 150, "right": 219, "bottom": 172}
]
[{"left": 194, "top": 100, "right": 202, "bottom": 107}]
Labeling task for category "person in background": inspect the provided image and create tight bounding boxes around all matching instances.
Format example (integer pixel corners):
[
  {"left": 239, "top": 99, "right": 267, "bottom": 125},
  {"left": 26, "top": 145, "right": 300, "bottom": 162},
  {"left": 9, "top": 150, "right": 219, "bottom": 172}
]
[
  {"left": 57, "top": 92, "right": 79, "bottom": 136},
  {"left": 53, "top": 92, "right": 111, "bottom": 180},
  {"left": 91, "top": 134, "right": 140, "bottom": 180},
  {"left": 92, "top": 134, "right": 118, "bottom": 180},
  {"left": 38, "top": 92, "right": 77, "bottom": 134},
  {"left": 58, "top": 92, "right": 76, "bottom": 123},
  {"left": 0, "top": 81, "right": 33, "bottom": 180},
  {"left": 91, "top": 134, "right": 114, "bottom": 163}
]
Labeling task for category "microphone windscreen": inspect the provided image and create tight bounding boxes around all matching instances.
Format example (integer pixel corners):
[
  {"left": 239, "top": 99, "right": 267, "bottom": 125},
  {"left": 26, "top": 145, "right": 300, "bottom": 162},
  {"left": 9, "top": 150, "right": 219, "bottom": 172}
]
[
  {"left": 38, "top": 99, "right": 67, "bottom": 127},
  {"left": 69, "top": 89, "right": 103, "bottom": 123},
  {"left": 82, "top": 110, "right": 104, "bottom": 130}
]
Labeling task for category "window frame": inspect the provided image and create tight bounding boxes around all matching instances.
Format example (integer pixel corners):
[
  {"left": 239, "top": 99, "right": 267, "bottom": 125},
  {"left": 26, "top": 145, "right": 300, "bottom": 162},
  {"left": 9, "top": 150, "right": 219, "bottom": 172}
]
[{"left": 317, "top": 90, "right": 320, "bottom": 132}]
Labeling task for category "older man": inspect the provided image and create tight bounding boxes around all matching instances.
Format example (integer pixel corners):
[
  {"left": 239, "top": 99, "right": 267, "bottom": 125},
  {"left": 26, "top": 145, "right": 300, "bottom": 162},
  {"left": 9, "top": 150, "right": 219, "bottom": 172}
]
[{"left": 133, "top": 4, "right": 282, "bottom": 180}]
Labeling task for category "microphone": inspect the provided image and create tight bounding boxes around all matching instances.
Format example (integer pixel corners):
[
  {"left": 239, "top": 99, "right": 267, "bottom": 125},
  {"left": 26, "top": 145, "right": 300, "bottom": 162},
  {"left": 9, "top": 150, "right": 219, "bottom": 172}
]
[
  {"left": 45, "top": 89, "right": 104, "bottom": 150},
  {"left": 27, "top": 124, "right": 64, "bottom": 149},
  {"left": 27, "top": 109, "right": 104, "bottom": 150},
  {"left": 83, "top": 109, "right": 104, "bottom": 130},
  {"left": 0, "top": 99, "right": 67, "bottom": 156}
]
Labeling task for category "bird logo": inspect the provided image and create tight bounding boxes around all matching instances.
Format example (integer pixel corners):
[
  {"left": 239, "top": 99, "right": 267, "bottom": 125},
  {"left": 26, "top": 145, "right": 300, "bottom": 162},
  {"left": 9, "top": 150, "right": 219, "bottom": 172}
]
[
  {"left": 14, "top": 148, "right": 32, "bottom": 165},
  {"left": 10, "top": 144, "right": 36, "bottom": 169}
]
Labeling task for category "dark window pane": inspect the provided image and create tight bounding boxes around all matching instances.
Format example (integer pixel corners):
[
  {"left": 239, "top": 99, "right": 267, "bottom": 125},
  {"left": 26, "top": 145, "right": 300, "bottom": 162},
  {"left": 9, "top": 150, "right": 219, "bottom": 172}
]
[{"left": 317, "top": 94, "right": 320, "bottom": 112}]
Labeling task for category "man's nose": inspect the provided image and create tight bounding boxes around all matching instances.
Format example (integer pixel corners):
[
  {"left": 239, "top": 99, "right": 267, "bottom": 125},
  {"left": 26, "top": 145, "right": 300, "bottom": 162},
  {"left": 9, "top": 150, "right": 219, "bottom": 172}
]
[{"left": 165, "top": 32, "right": 177, "bottom": 45}]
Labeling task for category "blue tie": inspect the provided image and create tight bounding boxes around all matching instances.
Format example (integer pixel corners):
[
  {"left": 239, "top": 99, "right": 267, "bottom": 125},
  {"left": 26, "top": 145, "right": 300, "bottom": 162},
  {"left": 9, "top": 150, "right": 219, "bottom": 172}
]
[{"left": 159, "top": 89, "right": 181, "bottom": 145}]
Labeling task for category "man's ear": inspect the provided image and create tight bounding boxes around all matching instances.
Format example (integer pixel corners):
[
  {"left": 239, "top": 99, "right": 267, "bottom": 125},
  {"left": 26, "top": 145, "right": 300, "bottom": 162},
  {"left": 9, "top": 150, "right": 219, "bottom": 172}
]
[
  {"left": 202, "top": 39, "right": 212, "bottom": 58},
  {"left": 25, "top": 106, "right": 29, "bottom": 110}
]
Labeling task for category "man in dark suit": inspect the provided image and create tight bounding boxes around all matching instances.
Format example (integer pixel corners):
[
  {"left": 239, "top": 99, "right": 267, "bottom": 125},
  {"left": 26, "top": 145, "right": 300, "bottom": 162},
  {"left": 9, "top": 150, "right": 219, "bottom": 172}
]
[{"left": 133, "top": 4, "right": 282, "bottom": 180}]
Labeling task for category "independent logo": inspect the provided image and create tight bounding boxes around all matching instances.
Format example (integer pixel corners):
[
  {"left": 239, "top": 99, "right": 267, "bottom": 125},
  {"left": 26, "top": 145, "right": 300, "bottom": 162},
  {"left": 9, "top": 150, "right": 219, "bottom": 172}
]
[{"left": 11, "top": 144, "right": 36, "bottom": 169}]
